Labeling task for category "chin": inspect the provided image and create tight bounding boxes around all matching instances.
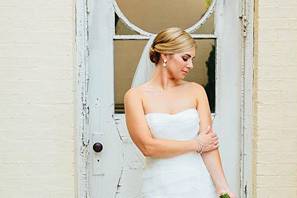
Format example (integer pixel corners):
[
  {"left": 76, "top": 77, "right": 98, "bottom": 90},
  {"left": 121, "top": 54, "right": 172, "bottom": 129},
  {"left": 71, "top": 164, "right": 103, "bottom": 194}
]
[
  {"left": 181, "top": 74, "right": 187, "bottom": 78},
  {"left": 179, "top": 76, "right": 186, "bottom": 80}
]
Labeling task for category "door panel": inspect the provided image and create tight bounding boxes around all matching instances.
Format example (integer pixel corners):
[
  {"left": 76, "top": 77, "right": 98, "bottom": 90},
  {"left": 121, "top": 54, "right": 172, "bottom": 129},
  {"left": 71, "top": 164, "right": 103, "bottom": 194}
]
[{"left": 86, "top": 0, "right": 242, "bottom": 197}]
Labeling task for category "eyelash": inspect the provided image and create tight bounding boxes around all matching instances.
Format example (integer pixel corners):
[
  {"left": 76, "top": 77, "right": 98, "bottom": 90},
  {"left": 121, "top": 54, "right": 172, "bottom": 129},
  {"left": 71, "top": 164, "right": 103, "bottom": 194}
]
[{"left": 182, "top": 57, "right": 188, "bottom": 62}]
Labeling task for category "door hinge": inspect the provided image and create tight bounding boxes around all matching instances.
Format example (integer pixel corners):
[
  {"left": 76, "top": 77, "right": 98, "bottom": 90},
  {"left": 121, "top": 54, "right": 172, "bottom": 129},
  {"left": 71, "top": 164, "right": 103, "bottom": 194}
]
[{"left": 239, "top": 14, "right": 248, "bottom": 38}]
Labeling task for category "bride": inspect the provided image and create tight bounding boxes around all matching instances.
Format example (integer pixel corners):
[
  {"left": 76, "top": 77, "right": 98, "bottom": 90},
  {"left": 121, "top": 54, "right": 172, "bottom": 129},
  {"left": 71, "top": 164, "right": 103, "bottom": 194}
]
[{"left": 124, "top": 27, "right": 236, "bottom": 198}]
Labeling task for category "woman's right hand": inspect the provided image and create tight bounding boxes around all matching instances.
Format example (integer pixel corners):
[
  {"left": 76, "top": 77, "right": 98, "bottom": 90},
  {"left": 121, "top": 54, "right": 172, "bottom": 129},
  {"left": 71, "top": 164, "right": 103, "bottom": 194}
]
[{"left": 193, "top": 126, "right": 219, "bottom": 153}]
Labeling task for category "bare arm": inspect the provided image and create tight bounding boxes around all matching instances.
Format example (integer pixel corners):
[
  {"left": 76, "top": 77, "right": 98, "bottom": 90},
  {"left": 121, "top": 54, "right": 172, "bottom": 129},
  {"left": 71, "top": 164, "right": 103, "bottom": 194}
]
[
  {"left": 124, "top": 88, "right": 198, "bottom": 158},
  {"left": 194, "top": 83, "right": 231, "bottom": 194}
]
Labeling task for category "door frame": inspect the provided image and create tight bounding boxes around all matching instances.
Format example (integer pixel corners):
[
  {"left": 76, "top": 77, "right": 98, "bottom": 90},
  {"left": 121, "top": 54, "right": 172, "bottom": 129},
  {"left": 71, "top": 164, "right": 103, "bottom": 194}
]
[
  {"left": 74, "top": 0, "right": 254, "bottom": 197},
  {"left": 239, "top": 0, "right": 254, "bottom": 197},
  {"left": 75, "top": 0, "right": 90, "bottom": 197}
]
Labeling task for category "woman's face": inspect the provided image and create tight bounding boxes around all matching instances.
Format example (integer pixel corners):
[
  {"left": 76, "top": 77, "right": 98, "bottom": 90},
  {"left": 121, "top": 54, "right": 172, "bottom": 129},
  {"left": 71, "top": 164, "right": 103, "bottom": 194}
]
[{"left": 164, "top": 47, "right": 196, "bottom": 80}]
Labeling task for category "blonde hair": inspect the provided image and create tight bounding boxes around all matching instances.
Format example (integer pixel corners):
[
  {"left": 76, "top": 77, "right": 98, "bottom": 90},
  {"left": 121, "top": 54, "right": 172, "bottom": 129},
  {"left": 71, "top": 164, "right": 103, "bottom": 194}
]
[{"left": 149, "top": 27, "right": 196, "bottom": 64}]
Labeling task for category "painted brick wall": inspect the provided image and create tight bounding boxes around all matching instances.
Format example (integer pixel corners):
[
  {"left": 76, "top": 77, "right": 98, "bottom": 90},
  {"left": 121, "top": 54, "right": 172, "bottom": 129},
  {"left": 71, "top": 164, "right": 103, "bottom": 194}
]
[
  {"left": 0, "top": 1, "right": 75, "bottom": 197},
  {"left": 254, "top": 0, "right": 297, "bottom": 197}
]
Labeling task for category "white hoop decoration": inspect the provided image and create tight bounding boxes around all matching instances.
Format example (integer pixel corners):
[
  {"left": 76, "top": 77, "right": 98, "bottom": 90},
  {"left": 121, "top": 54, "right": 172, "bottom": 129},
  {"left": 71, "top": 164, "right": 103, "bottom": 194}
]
[
  {"left": 113, "top": 1, "right": 153, "bottom": 37},
  {"left": 113, "top": 0, "right": 217, "bottom": 35},
  {"left": 185, "top": 0, "right": 216, "bottom": 33}
]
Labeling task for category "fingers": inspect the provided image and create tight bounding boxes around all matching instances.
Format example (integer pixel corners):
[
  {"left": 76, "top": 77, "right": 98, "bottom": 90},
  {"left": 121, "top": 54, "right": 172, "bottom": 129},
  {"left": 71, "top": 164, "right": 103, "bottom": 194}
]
[
  {"left": 197, "top": 127, "right": 220, "bottom": 153},
  {"left": 202, "top": 145, "right": 217, "bottom": 153},
  {"left": 211, "top": 133, "right": 217, "bottom": 138},
  {"left": 202, "top": 141, "right": 219, "bottom": 152},
  {"left": 214, "top": 142, "right": 219, "bottom": 148},
  {"left": 209, "top": 133, "right": 218, "bottom": 141},
  {"left": 212, "top": 141, "right": 219, "bottom": 148}
]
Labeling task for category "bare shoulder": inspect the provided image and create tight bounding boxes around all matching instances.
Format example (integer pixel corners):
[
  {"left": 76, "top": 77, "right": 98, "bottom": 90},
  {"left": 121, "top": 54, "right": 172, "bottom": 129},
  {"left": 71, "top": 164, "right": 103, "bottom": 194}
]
[
  {"left": 187, "top": 81, "right": 203, "bottom": 89},
  {"left": 124, "top": 85, "right": 149, "bottom": 114},
  {"left": 188, "top": 82, "right": 206, "bottom": 95},
  {"left": 124, "top": 87, "right": 142, "bottom": 105}
]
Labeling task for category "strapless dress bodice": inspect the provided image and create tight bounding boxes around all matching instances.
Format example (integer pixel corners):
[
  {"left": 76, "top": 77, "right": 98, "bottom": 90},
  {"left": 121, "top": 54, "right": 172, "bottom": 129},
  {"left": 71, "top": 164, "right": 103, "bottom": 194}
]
[
  {"left": 145, "top": 108, "right": 200, "bottom": 141},
  {"left": 140, "top": 108, "right": 217, "bottom": 198}
]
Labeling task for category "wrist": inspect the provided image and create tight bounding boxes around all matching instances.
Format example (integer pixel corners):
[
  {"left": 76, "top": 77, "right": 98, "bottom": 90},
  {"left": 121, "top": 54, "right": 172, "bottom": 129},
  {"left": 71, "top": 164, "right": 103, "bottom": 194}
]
[
  {"left": 216, "top": 186, "right": 231, "bottom": 195},
  {"left": 190, "top": 138, "right": 203, "bottom": 153},
  {"left": 215, "top": 180, "right": 230, "bottom": 193},
  {"left": 189, "top": 139, "right": 200, "bottom": 152}
]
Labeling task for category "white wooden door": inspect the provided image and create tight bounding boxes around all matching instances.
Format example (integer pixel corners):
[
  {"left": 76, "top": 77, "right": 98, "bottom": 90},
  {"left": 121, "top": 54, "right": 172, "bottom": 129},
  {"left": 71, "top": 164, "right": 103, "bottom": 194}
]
[{"left": 83, "top": 0, "right": 244, "bottom": 197}]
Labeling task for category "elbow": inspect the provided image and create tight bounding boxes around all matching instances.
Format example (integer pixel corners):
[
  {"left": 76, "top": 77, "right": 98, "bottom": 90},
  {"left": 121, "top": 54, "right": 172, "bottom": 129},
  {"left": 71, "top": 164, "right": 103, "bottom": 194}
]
[
  {"left": 141, "top": 141, "right": 155, "bottom": 157},
  {"left": 142, "top": 147, "right": 153, "bottom": 157},
  {"left": 142, "top": 148, "right": 151, "bottom": 157}
]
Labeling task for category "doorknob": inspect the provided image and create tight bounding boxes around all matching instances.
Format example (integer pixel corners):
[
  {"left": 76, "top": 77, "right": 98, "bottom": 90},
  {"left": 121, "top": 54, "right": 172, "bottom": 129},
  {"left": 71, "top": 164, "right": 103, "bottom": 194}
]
[{"left": 93, "top": 142, "right": 103, "bottom": 153}]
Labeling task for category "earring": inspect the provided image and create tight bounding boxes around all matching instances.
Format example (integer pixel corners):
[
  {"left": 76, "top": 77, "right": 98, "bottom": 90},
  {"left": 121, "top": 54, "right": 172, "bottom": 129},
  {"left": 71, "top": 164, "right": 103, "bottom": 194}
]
[{"left": 163, "top": 60, "right": 167, "bottom": 68}]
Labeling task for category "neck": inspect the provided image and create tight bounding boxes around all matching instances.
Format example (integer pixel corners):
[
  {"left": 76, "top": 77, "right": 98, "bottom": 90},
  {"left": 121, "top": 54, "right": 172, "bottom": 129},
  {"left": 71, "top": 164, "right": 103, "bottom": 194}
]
[{"left": 148, "top": 64, "right": 181, "bottom": 91}]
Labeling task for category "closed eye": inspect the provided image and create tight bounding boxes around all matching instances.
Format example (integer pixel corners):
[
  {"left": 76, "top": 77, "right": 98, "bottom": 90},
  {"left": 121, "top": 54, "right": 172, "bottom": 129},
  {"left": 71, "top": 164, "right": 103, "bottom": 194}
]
[
  {"left": 182, "top": 54, "right": 195, "bottom": 62},
  {"left": 182, "top": 57, "right": 188, "bottom": 62},
  {"left": 182, "top": 57, "right": 195, "bottom": 62}
]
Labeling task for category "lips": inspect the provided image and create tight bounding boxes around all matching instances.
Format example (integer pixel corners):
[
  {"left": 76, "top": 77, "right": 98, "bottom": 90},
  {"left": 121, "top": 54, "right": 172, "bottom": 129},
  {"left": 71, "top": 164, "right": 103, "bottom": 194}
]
[{"left": 181, "top": 70, "right": 189, "bottom": 74}]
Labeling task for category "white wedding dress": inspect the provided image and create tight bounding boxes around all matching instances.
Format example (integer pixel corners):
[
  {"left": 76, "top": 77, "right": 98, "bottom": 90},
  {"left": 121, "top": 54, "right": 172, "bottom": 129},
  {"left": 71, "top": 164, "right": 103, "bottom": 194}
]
[{"left": 141, "top": 108, "right": 217, "bottom": 198}]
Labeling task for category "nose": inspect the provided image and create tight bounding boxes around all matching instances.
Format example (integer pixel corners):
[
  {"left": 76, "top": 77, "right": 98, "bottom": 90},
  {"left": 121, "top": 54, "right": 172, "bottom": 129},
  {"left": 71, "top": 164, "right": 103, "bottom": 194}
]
[{"left": 187, "top": 60, "right": 194, "bottom": 69}]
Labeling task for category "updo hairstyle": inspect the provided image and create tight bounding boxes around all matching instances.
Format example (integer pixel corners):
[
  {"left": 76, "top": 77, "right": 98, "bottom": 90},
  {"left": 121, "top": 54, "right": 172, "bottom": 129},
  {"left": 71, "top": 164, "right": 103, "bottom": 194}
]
[{"left": 149, "top": 27, "right": 196, "bottom": 64}]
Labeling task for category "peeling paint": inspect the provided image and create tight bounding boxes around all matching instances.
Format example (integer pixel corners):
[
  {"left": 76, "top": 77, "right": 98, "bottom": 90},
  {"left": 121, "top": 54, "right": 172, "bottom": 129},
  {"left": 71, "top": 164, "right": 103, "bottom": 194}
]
[
  {"left": 114, "top": 167, "right": 124, "bottom": 198},
  {"left": 239, "top": 0, "right": 254, "bottom": 197},
  {"left": 112, "top": 114, "right": 124, "bottom": 142},
  {"left": 76, "top": 0, "right": 91, "bottom": 197}
]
